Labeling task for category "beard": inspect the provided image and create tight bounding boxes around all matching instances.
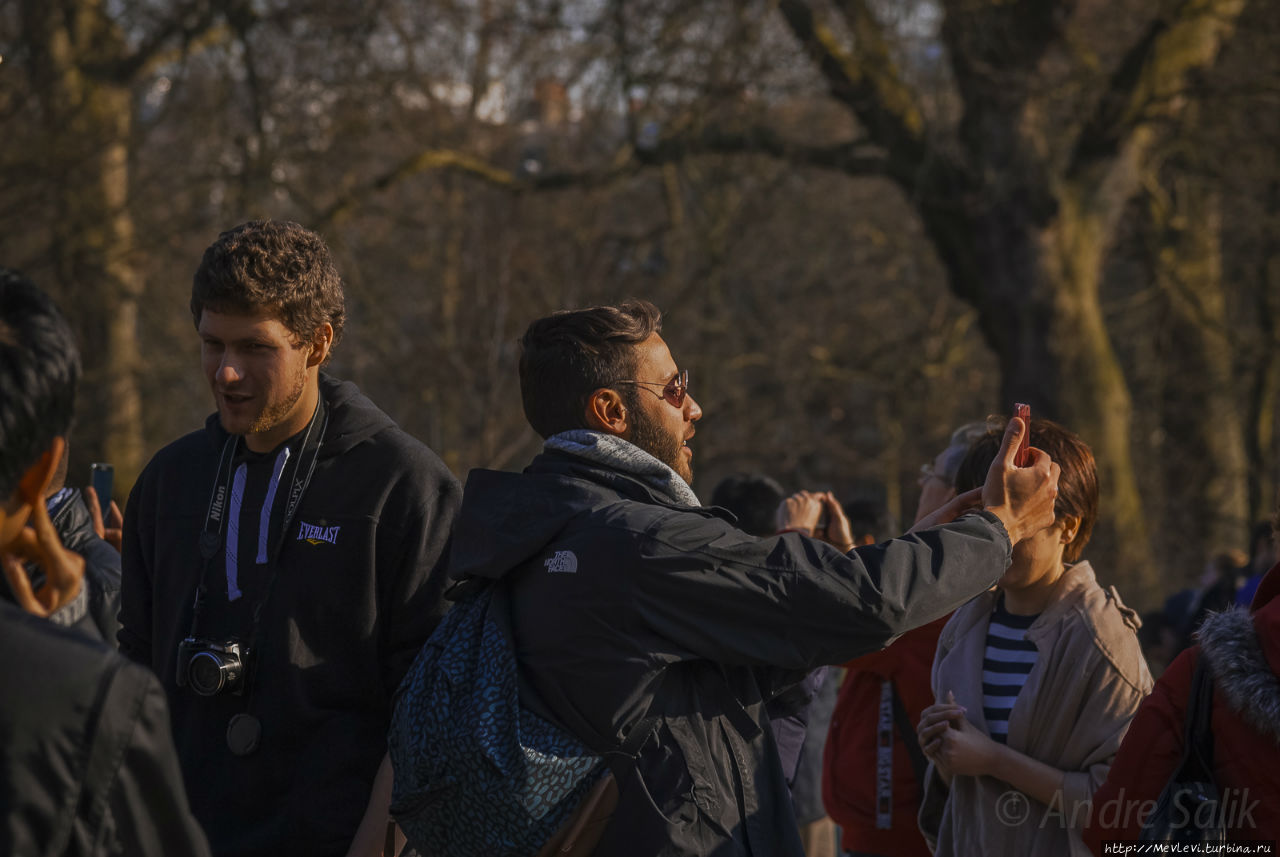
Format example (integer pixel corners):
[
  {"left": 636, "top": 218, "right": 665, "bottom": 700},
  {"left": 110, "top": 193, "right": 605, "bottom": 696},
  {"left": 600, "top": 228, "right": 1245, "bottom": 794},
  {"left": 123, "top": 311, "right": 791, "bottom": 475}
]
[
  {"left": 626, "top": 393, "right": 691, "bottom": 483},
  {"left": 224, "top": 361, "right": 309, "bottom": 437},
  {"left": 253, "top": 368, "right": 307, "bottom": 434}
]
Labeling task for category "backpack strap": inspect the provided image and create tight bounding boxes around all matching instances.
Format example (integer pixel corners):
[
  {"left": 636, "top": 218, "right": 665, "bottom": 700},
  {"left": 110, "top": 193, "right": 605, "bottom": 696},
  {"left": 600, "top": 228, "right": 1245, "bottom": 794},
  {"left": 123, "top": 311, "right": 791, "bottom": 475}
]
[
  {"left": 890, "top": 679, "right": 928, "bottom": 789},
  {"left": 1181, "top": 655, "right": 1216, "bottom": 782},
  {"left": 613, "top": 714, "right": 661, "bottom": 758},
  {"left": 47, "top": 654, "right": 147, "bottom": 856}
]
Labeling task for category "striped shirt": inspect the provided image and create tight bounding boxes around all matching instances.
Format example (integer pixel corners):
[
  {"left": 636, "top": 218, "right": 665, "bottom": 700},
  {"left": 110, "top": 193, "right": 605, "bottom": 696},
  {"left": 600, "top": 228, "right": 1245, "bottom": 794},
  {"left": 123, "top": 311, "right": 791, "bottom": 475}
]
[{"left": 982, "top": 597, "right": 1039, "bottom": 744}]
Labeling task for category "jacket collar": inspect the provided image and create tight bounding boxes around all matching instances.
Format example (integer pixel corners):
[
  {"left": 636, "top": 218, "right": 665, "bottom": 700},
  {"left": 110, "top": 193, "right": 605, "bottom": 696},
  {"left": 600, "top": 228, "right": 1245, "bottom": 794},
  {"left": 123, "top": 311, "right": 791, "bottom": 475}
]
[
  {"left": 942, "top": 560, "right": 1140, "bottom": 648},
  {"left": 945, "top": 561, "right": 1096, "bottom": 640},
  {"left": 543, "top": 430, "right": 700, "bottom": 507}
]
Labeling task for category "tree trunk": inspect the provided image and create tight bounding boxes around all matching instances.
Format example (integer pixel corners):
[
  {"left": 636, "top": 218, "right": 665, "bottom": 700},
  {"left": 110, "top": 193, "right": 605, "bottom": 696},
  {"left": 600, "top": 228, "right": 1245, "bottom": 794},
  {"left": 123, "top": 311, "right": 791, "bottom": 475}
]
[
  {"left": 949, "top": 191, "right": 1159, "bottom": 605},
  {"left": 23, "top": 1, "right": 145, "bottom": 488},
  {"left": 1148, "top": 175, "right": 1250, "bottom": 560}
]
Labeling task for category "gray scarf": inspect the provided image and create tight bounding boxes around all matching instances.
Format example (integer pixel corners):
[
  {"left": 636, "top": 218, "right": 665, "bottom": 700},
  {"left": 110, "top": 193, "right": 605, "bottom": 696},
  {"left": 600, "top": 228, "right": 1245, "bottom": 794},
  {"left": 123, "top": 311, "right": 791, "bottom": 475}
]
[{"left": 545, "top": 430, "right": 700, "bottom": 508}]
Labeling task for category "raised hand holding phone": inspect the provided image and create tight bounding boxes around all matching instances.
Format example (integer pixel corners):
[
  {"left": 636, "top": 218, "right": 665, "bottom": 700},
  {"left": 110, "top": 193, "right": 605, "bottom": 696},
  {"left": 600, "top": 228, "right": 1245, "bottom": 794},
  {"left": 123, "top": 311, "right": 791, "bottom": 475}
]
[
  {"left": 1013, "top": 403, "right": 1031, "bottom": 467},
  {"left": 980, "top": 417, "right": 1060, "bottom": 544}
]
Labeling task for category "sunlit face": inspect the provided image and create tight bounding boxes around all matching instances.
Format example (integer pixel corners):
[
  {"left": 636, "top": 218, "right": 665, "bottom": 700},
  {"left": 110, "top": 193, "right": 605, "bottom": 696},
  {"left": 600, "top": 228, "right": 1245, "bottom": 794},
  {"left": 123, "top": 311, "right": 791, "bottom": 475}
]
[
  {"left": 198, "top": 309, "right": 323, "bottom": 452},
  {"left": 624, "top": 333, "right": 702, "bottom": 484}
]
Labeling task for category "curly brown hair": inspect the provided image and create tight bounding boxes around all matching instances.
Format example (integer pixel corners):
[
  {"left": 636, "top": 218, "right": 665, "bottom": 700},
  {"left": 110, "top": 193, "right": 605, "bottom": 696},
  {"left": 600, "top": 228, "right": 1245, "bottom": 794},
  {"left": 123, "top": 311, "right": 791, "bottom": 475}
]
[{"left": 190, "top": 220, "right": 345, "bottom": 356}]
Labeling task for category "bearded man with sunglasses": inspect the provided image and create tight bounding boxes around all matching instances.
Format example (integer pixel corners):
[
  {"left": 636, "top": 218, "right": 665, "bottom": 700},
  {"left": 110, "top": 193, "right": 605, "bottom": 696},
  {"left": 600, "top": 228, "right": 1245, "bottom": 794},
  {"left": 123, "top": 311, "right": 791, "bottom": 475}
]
[{"left": 443, "top": 299, "right": 1062, "bottom": 856}]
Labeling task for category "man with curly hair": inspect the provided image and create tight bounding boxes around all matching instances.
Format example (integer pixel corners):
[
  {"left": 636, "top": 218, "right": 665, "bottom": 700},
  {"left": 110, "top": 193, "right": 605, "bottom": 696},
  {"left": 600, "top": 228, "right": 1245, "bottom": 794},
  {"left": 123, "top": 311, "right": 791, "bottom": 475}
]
[{"left": 119, "top": 221, "right": 461, "bottom": 857}]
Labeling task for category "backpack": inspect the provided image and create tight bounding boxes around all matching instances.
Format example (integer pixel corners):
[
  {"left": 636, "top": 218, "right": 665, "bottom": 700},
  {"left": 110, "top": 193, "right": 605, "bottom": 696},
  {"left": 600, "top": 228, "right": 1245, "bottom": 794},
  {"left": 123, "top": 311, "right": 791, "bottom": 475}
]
[
  {"left": 1138, "top": 657, "right": 1226, "bottom": 845},
  {"left": 389, "top": 579, "right": 649, "bottom": 856}
]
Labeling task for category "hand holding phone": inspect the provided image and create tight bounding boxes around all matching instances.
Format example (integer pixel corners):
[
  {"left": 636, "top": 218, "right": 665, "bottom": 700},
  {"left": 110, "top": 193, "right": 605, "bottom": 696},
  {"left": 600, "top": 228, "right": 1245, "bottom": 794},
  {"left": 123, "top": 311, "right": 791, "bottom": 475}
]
[
  {"left": 90, "top": 463, "right": 114, "bottom": 514},
  {"left": 1012, "top": 404, "right": 1031, "bottom": 467},
  {"left": 86, "top": 463, "right": 123, "bottom": 552}
]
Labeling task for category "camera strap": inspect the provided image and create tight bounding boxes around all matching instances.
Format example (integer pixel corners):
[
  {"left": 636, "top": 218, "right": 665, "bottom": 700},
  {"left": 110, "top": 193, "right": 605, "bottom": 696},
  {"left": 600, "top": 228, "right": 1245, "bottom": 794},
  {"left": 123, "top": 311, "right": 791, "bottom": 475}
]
[
  {"left": 188, "top": 398, "right": 329, "bottom": 669},
  {"left": 184, "top": 398, "right": 330, "bottom": 757}
]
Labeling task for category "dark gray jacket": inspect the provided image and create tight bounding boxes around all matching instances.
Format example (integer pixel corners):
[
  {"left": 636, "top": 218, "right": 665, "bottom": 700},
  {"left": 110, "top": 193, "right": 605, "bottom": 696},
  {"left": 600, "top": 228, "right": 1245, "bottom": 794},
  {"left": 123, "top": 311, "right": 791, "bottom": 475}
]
[
  {"left": 450, "top": 450, "right": 1013, "bottom": 857},
  {"left": 0, "top": 599, "right": 209, "bottom": 856}
]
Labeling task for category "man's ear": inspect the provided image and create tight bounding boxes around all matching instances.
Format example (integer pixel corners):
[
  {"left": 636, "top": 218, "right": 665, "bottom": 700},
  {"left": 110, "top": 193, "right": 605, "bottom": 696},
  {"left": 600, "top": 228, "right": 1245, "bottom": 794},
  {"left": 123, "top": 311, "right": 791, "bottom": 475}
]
[
  {"left": 306, "top": 322, "right": 334, "bottom": 369},
  {"left": 583, "top": 388, "right": 629, "bottom": 436},
  {"left": 16, "top": 436, "right": 66, "bottom": 506}
]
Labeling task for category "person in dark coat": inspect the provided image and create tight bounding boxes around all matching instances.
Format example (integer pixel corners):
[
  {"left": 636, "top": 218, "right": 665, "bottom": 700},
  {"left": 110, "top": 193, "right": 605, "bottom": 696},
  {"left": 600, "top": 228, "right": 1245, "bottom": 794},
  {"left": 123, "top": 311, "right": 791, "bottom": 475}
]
[
  {"left": 118, "top": 221, "right": 461, "bottom": 857},
  {"left": 0, "top": 268, "right": 209, "bottom": 856},
  {"left": 438, "top": 299, "right": 1062, "bottom": 856}
]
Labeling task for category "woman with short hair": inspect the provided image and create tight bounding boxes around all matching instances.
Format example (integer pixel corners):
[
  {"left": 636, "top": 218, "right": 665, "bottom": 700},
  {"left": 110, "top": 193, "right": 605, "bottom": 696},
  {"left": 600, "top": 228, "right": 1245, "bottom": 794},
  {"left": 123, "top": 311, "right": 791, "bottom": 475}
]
[{"left": 916, "top": 418, "right": 1152, "bottom": 856}]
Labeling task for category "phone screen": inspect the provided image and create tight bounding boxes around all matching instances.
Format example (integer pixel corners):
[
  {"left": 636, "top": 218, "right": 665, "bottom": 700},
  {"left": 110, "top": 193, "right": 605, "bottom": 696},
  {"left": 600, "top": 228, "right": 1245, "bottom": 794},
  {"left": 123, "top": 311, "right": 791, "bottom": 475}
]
[{"left": 90, "top": 463, "right": 114, "bottom": 513}]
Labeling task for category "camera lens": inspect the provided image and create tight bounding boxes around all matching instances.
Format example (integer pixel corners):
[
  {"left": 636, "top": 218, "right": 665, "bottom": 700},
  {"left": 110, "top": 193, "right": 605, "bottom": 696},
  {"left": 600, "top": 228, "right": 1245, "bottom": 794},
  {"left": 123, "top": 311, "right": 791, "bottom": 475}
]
[{"left": 188, "top": 651, "right": 227, "bottom": 696}]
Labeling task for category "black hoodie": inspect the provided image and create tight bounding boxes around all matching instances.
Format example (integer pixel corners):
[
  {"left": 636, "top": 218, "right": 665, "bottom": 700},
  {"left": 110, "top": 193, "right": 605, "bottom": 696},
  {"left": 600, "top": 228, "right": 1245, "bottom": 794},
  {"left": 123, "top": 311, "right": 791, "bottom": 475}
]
[
  {"left": 120, "top": 375, "right": 460, "bottom": 857},
  {"left": 449, "top": 449, "right": 1014, "bottom": 857}
]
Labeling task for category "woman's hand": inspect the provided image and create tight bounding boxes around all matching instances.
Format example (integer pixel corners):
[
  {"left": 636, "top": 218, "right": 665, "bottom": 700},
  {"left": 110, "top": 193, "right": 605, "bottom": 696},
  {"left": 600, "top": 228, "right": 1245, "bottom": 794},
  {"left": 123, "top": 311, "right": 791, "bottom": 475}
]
[
  {"left": 918, "top": 692, "right": 966, "bottom": 781},
  {"left": 925, "top": 711, "right": 1000, "bottom": 779}
]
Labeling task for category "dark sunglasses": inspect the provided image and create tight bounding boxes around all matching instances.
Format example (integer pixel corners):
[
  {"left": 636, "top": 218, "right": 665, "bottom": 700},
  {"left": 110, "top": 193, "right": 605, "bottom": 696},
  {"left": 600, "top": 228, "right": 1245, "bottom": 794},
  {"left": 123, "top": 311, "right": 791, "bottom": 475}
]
[{"left": 613, "top": 369, "right": 689, "bottom": 408}]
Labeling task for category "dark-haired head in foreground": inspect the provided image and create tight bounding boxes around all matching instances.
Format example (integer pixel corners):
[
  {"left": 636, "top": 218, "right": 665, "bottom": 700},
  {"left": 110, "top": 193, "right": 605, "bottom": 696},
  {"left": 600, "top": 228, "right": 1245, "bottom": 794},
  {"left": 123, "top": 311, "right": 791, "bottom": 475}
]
[{"left": 0, "top": 268, "right": 79, "bottom": 550}]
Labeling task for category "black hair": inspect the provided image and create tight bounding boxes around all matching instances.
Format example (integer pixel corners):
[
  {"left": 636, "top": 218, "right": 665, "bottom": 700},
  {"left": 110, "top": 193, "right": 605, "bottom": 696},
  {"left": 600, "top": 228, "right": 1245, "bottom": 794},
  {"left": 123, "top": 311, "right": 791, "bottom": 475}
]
[
  {"left": 710, "top": 473, "right": 785, "bottom": 537},
  {"left": 518, "top": 299, "right": 662, "bottom": 438},
  {"left": 0, "top": 269, "right": 80, "bottom": 498}
]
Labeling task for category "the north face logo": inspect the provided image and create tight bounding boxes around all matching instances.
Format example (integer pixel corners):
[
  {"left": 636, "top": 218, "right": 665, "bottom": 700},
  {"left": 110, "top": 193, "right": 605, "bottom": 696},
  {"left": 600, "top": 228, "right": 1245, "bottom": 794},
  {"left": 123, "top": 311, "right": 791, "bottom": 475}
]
[
  {"left": 297, "top": 520, "right": 341, "bottom": 546},
  {"left": 544, "top": 550, "right": 578, "bottom": 573}
]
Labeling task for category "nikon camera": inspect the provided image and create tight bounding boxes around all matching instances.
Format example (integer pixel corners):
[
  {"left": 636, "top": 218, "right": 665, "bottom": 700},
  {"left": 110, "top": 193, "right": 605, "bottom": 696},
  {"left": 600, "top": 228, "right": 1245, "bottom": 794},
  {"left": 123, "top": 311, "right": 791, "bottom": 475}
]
[{"left": 176, "top": 637, "right": 249, "bottom": 696}]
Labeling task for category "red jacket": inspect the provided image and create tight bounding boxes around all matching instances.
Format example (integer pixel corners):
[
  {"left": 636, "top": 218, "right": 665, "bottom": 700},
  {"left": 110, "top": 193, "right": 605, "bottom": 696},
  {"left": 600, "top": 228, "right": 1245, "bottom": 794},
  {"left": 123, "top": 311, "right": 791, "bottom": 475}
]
[
  {"left": 822, "top": 615, "right": 949, "bottom": 857},
  {"left": 1083, "top": 562, "right": 1280, "bottom": 852}
]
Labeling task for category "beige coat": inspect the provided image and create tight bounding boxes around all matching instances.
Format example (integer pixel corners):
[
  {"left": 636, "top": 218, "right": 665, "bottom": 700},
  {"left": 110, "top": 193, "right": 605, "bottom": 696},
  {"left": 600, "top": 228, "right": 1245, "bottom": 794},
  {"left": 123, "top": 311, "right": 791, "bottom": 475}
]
[{"left": 918, "top": 561, "right": 1152, "bottom": 856}]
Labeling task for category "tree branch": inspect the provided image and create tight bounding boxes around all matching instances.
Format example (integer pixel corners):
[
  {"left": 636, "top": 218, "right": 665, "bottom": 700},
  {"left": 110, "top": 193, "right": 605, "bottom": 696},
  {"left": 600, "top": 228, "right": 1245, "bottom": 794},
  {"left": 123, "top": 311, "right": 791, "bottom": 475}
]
[
  {"left": 1068, "top": 0, "right": 1247, "bottom": 179},
  {"left": 106, "top": 2, "right": 226, "bottom": 83},
  {"left": 776, "top": 0, "right": 927, "bottom": 183},
  {"left": 314, "top": 129, "right": 889, "bottom": 228}
]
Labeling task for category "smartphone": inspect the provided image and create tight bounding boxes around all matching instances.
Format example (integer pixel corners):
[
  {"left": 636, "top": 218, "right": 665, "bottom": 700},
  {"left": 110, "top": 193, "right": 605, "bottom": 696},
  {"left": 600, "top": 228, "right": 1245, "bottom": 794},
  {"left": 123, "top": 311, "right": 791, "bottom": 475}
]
[
  {"left": 90, "top": 463, "right": 114, "bottom": 513},
  {"left": 1013, "top": 404, "right": 1031, "bottom": 467}
]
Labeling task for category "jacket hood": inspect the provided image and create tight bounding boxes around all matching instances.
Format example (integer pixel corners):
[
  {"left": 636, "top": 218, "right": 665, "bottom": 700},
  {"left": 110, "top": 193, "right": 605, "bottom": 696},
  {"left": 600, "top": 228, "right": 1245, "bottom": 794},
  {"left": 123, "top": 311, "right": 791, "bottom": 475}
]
[
  {"left": 1198, "top": 563, "right": 1280, "bottom": 747},
  {"left": 202, "top": 373, "right": 395, "bottom": 458},
  {"left": 448, "top": 450, "right": 683, "bottom": 583}
]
